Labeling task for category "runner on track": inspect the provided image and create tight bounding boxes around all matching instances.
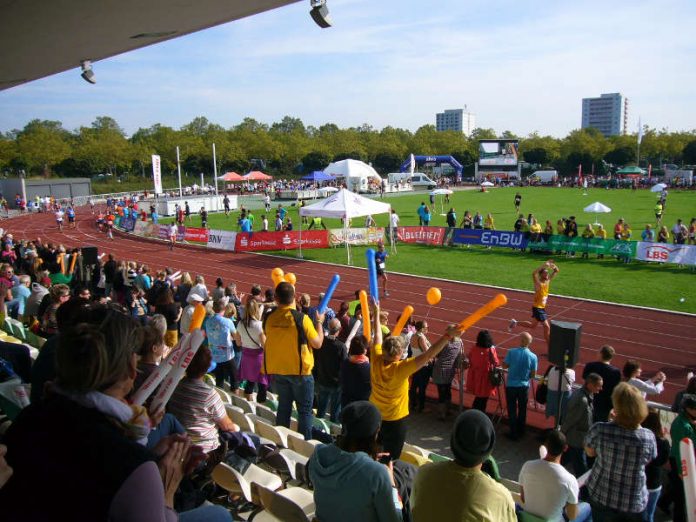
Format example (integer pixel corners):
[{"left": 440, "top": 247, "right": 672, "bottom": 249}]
[{"left": 509, "top": 259, "right": 559, "bottom": 346}]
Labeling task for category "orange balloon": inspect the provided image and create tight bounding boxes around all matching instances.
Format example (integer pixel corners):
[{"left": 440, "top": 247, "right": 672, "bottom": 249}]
[
  {"left": 271, "top": 268, "right": 285, "bottom": 287},
  {"left": 284, "top": 272, "right": 297, "bottom": 285},
  {"left": 426, "top": 287, "right": 442, "bottom": 305}
]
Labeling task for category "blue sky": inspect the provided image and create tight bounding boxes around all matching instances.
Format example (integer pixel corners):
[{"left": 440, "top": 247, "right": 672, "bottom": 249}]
[{"left": 1, "top": 0, "right": 694, "bottom": 137}]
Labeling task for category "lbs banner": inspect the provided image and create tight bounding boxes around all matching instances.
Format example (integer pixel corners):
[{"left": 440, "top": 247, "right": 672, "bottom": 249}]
[
  {"left": 635, "top": 242, "right": 696, "bottom": 265},
  {"left": 397, "top": 226, "right": 446, "bottom": 245},
  {"left": 235, "top": 230, "right": 329, "bottom": 252},
  {"left": 452, "top": 229, "right": 528, "bottom": 248}
]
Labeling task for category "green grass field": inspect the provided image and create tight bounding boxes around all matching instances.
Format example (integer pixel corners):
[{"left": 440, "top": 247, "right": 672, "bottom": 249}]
[{"left": 166, "top": 187, "right": 696, "bottom": 313}]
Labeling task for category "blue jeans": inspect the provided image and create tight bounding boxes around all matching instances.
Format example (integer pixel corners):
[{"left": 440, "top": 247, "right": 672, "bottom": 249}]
[
  {"left": 316, "top": 383, "right": 341, "bottom": 423},
  {"left": 643, "top": 487, "right": 661, "bottom": 522},
  {"left": 179, "top": 504, "right": 232, "bottom": 522},
  {"left": 569, "top": 501, "right": 592, "bottom": 522},
  {"left": 505, "top": 386, "right": 529, "bottom": 437},
  {"left": 273, "top": 375, "right": 314, "bottom": 440}
]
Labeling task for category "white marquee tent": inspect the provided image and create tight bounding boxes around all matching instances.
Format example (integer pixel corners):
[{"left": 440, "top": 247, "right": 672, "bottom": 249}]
[
  {"left": 323, "top": 159, "right": 382, "bottom": 193},
  {"left": 299, "top": 188, "right": 392, "bottom": 263}
]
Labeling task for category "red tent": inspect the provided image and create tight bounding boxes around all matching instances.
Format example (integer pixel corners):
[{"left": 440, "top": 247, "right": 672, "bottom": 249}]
[
  {"left": 221, "top": 171, "right": 244, "bottom": 182},
  {"left": 244, "top": 171, "right": 273, "bottom": 181}
]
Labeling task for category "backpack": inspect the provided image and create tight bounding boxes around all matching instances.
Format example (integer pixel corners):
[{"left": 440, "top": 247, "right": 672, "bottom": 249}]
[{"left": 262, "top": 308, "right": 308, "bottom": 375}]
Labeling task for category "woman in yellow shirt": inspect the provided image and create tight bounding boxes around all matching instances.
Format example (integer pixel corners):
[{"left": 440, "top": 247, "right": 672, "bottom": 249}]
[
  {"left": 595, "top": 224, "right": 607, "bottom": 258},
  {"left": 581, "top": 224, "right": 595, "bottom": 259},
  {"left": 483, "top": 213, "right": 495, "bottom": 230},
  {"left": 370, "top": 303, "right": 457, "bottom": 460}
]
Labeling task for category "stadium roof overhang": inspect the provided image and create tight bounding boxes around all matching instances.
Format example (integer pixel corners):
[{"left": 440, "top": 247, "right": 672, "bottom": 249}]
[{"left": 0, "top": 0, "right": 300, "bottom": 90}]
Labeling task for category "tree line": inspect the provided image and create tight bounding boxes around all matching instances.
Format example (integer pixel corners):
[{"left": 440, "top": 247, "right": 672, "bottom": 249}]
[{"left": 1, "top": 115, "right": 695, "bottom": 180}]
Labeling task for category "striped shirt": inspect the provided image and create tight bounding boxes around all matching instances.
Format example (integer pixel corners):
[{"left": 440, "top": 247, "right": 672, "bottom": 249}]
[
  {"left": 585, "top": 422, "right": 656, "bottom": 513},
  {"left": 167, "top": 378, "right": 226, "bottom": 453}
]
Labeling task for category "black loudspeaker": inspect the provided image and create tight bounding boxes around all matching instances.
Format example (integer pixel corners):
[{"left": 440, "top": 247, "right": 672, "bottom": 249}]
[
  {"left": 81, "top": 246, "right": 99, "bottom": 265},
  {"left": 548, "top": 320, "right": 582, "bottom": 367},
  {"left": 310, "top": 4, "right": 333, "bottom": 28}
]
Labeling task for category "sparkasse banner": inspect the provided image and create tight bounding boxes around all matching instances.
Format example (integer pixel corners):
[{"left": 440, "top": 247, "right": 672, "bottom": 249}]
[{"left": 235, "top": 230, "right": 329, "bottom": 252}]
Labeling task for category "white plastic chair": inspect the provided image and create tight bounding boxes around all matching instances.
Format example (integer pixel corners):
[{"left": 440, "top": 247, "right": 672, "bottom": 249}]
[
  {"left": 211, "top": 462, "right": 282, "bottom": 505},
  {"left": 215, "top": 386, "right": 233, "bottom": 404},
  {"left": 231, "top": 394, "right": 257, "bottom": 414},
  {"left": 225, "top": 405, "right": 255, "bottom": 433},
  {"left": 255, "top": 485, "right": 315, "bottom": 522},
  {"left": 287, "top": 433, "right": 321, "bottom": 459}
]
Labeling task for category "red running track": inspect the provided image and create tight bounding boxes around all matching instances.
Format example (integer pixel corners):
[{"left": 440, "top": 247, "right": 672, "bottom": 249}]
[{"left": 6, "top": 210, "right": 696, "bottom": 413}]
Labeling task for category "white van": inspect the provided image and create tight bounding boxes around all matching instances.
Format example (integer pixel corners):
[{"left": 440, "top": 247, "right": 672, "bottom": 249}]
[{"left": 411, "top": 173, "right": 437, "bottom": 189}]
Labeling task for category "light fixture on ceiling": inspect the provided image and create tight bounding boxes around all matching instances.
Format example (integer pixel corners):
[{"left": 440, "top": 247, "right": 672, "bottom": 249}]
[
  {"left": 309, "top": 0, "right": 332, "bottom": 28},
  {"left": 80, "top": 60, "right": 96, "bottom": 84}
]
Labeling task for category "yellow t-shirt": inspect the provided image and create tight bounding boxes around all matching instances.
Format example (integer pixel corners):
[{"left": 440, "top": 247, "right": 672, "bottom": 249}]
[
  {"left": 530, "top": 223, "right": 542, "bottom": 234},
  {"left": 262, "top": 305, "right": 319, "bottom": 376},
  {"left": 596, "top": 229, "right": 607, "bottom": 239},
  {"left": 533, "top": 280, "right": 550, "bottom": 309},
  {"left": 369, "top": 343, "right": 418, "bottom": 421}
]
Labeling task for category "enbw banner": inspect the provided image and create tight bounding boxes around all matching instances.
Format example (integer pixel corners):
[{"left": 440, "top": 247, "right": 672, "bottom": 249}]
[{"left": 452, "top": 229, "right": 528, "bottom": 249}]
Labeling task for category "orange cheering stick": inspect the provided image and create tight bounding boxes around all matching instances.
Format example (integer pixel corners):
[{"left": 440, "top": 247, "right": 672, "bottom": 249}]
[
  {"left": 189, "top": 303, "right": 207, "bottom": 332},
  {"left": 359, "top": 290, "right": 371, "bottom": 340},
  {"left": 392, "top": 305, "right": 414, "bottom": 336},
  {"left": 457, "top": 293, "right": 508, "bottom": 332}
]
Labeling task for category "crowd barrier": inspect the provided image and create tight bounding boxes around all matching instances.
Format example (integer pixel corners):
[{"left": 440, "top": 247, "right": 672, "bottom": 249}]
[{"left": 116, "top": 218, "right": 696, "bottom": 266}]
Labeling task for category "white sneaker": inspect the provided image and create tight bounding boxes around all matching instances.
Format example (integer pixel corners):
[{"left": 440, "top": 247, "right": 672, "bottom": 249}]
[{"left": 508, "top": 319, "right": 517, "bottom": 332}]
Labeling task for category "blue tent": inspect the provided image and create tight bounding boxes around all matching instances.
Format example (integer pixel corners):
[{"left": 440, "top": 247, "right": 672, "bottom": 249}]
[{"left": 301, "top": 171, "right": 333, "bottom": 182}]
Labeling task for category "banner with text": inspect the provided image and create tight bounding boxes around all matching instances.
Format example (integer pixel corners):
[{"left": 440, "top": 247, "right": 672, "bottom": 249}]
[
  {"left": 452, "top": 229, "right": 528, "bottom": 249},
  {"left": 133, "top": 221, "right": 154, "bottom": 237},
  {"left": 235, "top": 230, "right": 329, "bottom": 252},
  {"left": 635, "top": 242, "right": 696, "bottom": 265},
  {"left": 184, "top": 227, "right": 209, "bottom": 243},
  {"left": 152, "top": 154, "right": 162, "bottom": 194},
  {"left": 527, "top": 235, "right": 636, "bottom": 257},
  {"left": 329, "top": 227, "right": 385, "bottom": 246},
  {"left": 397, "top": 226, "right": 446, "bottom": 245},
  {"left": 207, "top": 230, "right": 237, "bottom": 251},
  {"left": 119, "top": 216, "right": 136, "bottom": 233}
]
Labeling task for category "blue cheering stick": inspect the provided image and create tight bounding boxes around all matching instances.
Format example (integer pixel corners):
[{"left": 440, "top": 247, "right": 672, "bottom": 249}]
[
  {"left": 366, "top": 248, "right": 379, "bottom": 303},
  {"left": 318, "top": 274, "right": 341, "bottom": 313}
]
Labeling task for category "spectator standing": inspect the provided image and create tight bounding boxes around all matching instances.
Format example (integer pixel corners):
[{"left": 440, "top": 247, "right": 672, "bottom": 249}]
[
  {"left": 519, "top": 430, "right": 591, "bottom": 522},
  {"left": 623, "top": 360, "right": 666, "bottom": 399},
  {"left": 205, "top": 298, "right": 241, "bottom": 392},
  {"left": 432, "top": 334, "right": 463, "bottom": 420},
  {"left": 671, "top": 374, "right": 696, "bottom": 413},
  {"left": 503, "top": 332, "right": 538, "bottom": 440},
  {"left": 186, "top": 275, "right": 208, "bottom": 304},
  {"left": 389, "top": 209, "right": 399, "bottom": 244},
  {"left": 314, "top": 319, "right": 347, "bottom": 423},
  {"left": 545, "top": 364, "right": 575, "bottom": 425},
  {"left": 443, "top": 207, "right": 457, "bottom": 245},
  {"left": 642, "top": 409, "right": 671, "bottom": 522},
  {"left": 408, "top": 321, "right": 432, "bottom": 413},
  {"left": 417, "top": 202, "right": 426, "bottom": 226},
  {"left": 153, "top": 291, "right": 181, "bottom": 348},
  {"left": 411, "top": 410, "right": 516, "bottom": 522},
  {"left": 340, "top": 336, "right": 371, "bottom": 408},
  {"left": 582, "top": 345, "right": 622, "bottom": 422},
  {"left": 561, "top": 373, "right": 603, "bottom": 476},
  {"left": 237, "top": 300, "right": 268, "bottom": 402},
  {"left": 584, "top": 383, "right": 657, "bottom": 520},
  {"left": 465, "top": 330, "right": 500, "bottom": 413},
  {"left": 262, "top": 282, "right": 324, "bottom": 440}
]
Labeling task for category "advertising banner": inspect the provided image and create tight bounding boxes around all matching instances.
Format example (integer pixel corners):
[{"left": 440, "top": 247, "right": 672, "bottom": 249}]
[
  {"left": 152, "top": 154, "right": 162, "bottom": 195},
  {"left": 528, "top": 235, "right": 636, "bottom": 257},
  {"left": 635, "top": 242, "right": 696, "bottom": 265},
  {"left": 207, "top": 230, "right": 237, "bottom": 251},
  {"left": 119, "top": 216, "right": 136, "bottom": 232},
  {"left": 235, "top": 230, "right": 329, "bottom": 252},
  {"left": 397, "top": 226, "right": 446, "bottom": 245},
  {"left": 133, "top": 221, "right": 154, "bottom": 237},
  {"left": 184, "top": 227, "right": 209, "bottom": 243},
  {"left": 452, "top": 229, "right": 528, "bottom": 249},
  {"left": 329, "top": 227, "right": 385, "bottom": 246}
]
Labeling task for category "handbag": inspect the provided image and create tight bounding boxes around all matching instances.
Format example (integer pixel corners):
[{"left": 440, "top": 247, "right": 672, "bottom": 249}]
[
  {"left": 535, "top": 365, "right": 554, "bottom": 405},
  {"left": 487, "top": 348, "right": 504, "bottom": 387}
]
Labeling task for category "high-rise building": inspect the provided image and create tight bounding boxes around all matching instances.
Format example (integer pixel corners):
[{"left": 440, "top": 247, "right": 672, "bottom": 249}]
[
  {"left": 436, "top": 108, "right": 476, "bottom": 136},
  {"left": 581, "top": 93, "right": 628, "bottom": 136}
]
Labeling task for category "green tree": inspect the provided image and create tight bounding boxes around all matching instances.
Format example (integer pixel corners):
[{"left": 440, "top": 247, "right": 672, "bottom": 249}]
[
  {"left": 15, "top": 120, "right": 72, "bottom": 176},
  {"left": 683, "top": 140, "right": 696, "bottom": 164}
]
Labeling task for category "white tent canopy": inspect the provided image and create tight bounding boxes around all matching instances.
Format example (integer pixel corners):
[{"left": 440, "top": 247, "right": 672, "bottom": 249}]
[
  {"left": 323, "top": 159, "right": 381, "bottom": 180},
  {"left": 299, "top": 188, "right": 392, "bottom": 263}
]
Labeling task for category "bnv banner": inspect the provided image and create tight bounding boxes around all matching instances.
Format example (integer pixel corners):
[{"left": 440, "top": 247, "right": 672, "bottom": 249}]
[
  {"left": 329, "top": 227, "right": 385, "bottom": 246},
  {"left": 235, "top": 230, "right": 329, "bottom": 252},
  {"left": 397, "top": 226, "right": 446, "bottom": 245},
  {"left": 207, "top": 230, "right": 237, "bottom": 251},
  {"left": 635, "top": 242, "right": 696, "bottom": 265},
  {"left": 452, "top": 229, "right": 527, "bottom": 248}
]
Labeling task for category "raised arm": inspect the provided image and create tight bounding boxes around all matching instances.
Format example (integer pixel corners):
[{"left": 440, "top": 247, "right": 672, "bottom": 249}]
[{"left": 373, "top": 301, "right": 383, "bottom": 347}]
